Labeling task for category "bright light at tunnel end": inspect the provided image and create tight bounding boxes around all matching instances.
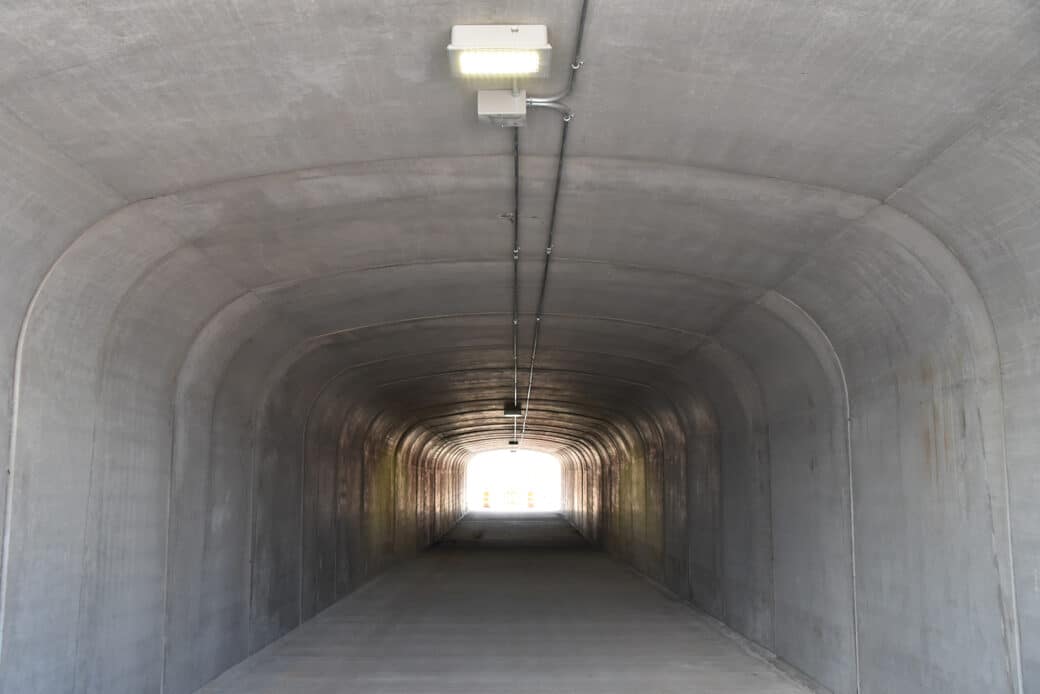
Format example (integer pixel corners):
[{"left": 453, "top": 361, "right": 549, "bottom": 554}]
[{"left": 466, "top": 449, "right": 561, "bottom": 512}]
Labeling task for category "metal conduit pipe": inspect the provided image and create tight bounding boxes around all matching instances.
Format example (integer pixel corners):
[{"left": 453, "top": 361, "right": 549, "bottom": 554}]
[
  {"left": 519, "top": 116, "right": 572, "bottom": 445},
  {"left": 526, "top": 0, "right": 589, "bottom": 108},
  {"left": 517, "top": 0, "right": 590, "bottom": 445},
  {"left": 528, "top": 101, "right": 575, "bottom": 120},
  {"left": 511, "top": 127, "right": 520, "bottom": 442}
]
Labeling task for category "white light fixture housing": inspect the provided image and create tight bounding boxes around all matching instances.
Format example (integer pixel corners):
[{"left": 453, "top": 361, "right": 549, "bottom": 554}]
[{"left": 448, "top": 25, "right": 552, "bottom": 79}]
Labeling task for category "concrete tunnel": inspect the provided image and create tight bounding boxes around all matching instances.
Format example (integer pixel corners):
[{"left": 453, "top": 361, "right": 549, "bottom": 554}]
[{"left": 0, "top": 1, "right": 1037, "bottom": 693}]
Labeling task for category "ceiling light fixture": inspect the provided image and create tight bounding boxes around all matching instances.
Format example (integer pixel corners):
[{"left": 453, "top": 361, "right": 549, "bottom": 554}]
[
  {"left": 449, "top": 22, "right": 577, "bottom": 128},
  {"left": 448, "top": 25, "right": 551, "bottom": 79},
  {"left": 449, "top": 24, "right": 555, "bottom": 127}
]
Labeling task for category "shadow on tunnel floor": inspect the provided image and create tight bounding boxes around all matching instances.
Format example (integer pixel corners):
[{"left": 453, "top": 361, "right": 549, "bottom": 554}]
[
  {"left": 434, "top": 511, "right": 592, "bottom": 549},
  {"left": 199, "top": 509, "right": 814, "bottom": 694}
]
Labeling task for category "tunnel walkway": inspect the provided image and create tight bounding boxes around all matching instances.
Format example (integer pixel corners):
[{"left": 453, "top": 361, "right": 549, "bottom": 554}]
[{"left": 199, "top": 513, "right": 813, "bottom": 693}]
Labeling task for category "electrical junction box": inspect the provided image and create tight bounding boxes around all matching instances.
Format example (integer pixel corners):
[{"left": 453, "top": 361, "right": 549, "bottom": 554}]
[{"left": 478, "top": 90, "right": 527, "bottom": 127}]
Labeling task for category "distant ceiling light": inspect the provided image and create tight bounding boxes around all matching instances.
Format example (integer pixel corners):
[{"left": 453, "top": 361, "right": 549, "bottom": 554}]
[
  {"left": 448, "top": 25, "right": 552, "bottom": 79},
  {"left": 504, "top": 400, "right": 523, "bottom": 417}
]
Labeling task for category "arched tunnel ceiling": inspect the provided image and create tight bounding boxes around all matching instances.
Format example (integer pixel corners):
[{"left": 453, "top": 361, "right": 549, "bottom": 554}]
[
  {"left": 3, "top": 0, "right": 1040, "bottom": 458},
  {"left": 67, "top": 155, "right": 884, "bottom": 455},
  {"left": 1, "top": 1, "right": 1036, "bottom": 196}
]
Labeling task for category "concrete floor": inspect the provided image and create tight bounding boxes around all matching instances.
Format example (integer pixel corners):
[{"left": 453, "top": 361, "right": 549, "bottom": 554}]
[{"left": 199, "top": 513, "right": 812, "bottom": 694}]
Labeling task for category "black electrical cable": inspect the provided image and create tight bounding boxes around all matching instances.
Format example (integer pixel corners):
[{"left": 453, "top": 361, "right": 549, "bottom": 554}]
[
  {"left": 519, "top": 117, "right": 571, "bottom": 445},
  {"left": 511, "top": 127, "right": 520, "bottom": 442},
  {"left": 516, "top": 0, "right": 589, "bottom": 446}
]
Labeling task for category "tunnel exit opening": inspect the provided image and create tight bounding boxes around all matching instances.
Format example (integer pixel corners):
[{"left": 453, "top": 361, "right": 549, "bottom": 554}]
[{"left": 465, "top": 449, "right": 561, "bottom": 512}]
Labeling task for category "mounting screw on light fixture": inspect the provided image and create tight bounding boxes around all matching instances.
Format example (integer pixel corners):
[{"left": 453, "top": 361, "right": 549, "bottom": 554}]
[
  {"left": 508, "top": 439, "right": 520, "bottom": 446},
  {"left": 448, "top": 25, "right": 552, "bottom": 79}
]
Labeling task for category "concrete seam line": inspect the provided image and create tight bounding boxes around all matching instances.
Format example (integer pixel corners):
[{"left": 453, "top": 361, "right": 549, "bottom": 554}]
[
  {"left": 331, "top": 416, "right": 341, "bottom": 601},
  {"left": 157, "top": 373, "right": 180, "bottom": 694},
  {"left": 158, "top": 285, "right": 234, "bottom": 694},
  {"left": 0, "top": 187, "right": 124, "bottom": 668},
  {"left": 768, "top": 292, "right": 860, "bottom": 694},
  {"left": 0, "top": 284, "right": 37, "bottom": 664},
  {"left": 996, "top": 367, "right": 1024, "bottom": 694},
  {"left": 298, "top": 394, "right": 311, "bottom": 626},
  {"left": 245, "top": 388, "right": 263, "bottom": 654},
  {"left": 0, "top": 198, "right": 132, "bottom": 662},
  {"left": 878, "top": 203, "right": 1024, "bottom": 694}
]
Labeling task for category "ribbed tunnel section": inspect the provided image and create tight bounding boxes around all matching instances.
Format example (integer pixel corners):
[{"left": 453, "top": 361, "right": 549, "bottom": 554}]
[
  {"left": 0, "top": 2, "right": 1038, "bottom": 694},
  {"left": 1, "top": 153, "right": 1024, "bottom": 694}
]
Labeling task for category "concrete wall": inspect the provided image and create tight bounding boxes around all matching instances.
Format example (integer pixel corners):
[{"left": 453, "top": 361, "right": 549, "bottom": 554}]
[
  {"left": 576, "top": 207, "right": 1022, "bottom": 694},
  {"left": 0, "top": 148, "right": 1034, "bottom": 694},
  {"left": 0, "top": 210, "right": 467, "bottom": 693}
]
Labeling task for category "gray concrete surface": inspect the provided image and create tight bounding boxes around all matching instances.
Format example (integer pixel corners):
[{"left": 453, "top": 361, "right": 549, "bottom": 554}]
[
  {"left": 199, "top": 513, "right": 813, "bottom": 694},
  {"left": 0, "top": 2, "right": 1037, "bottom": 693}
]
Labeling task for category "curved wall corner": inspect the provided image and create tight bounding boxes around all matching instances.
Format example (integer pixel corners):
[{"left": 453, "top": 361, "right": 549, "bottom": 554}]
[{"left": 774, "top": 203, "right": 1018, "bottom": 694}]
